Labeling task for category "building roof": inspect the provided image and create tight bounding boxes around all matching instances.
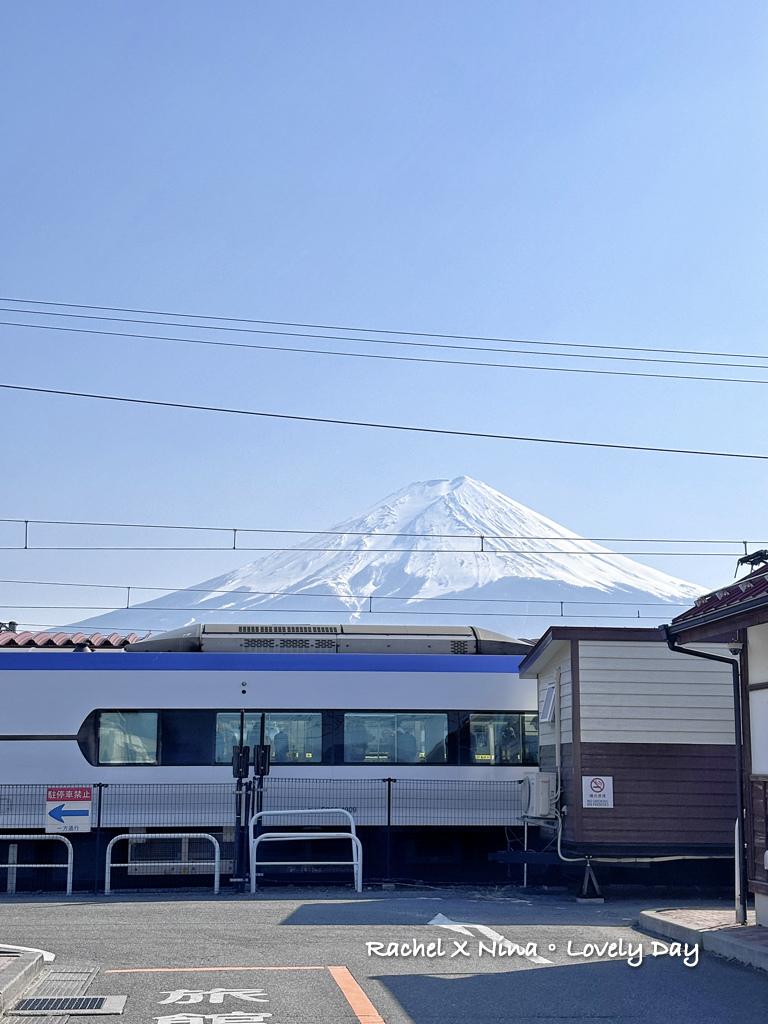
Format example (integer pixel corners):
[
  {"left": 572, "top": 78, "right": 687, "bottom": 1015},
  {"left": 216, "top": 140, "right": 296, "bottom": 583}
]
[
  {"left": 669, "top": 565, "right": 768, "bottom": 635},
  {"left": 0, "top": 630, "right": 149, "bottom": 649}
]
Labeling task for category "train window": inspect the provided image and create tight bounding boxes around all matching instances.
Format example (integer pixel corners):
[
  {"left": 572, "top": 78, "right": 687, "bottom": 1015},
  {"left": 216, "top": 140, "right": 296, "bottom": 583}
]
[
  {"left": 343, "top": 713, "right": 448, "bottom": 764},
  {"left": 468, "top": 713, "right": 522, "bottom": 765},
  {"left": 265, "top": 713, "right": 322, "bottom": 763},
  {"left": 98, "top": 712, "right": 158, "bottom": 765},
  {"left": 214, "top": 713, "right": 262, "bottom": 764},
  {"left": 521, "top": 713, "right": 539, "bottom": 765}
]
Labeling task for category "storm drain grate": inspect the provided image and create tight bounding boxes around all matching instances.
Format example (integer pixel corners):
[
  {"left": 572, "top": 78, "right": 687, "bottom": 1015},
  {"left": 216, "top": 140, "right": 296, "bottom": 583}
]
[{"left": 15, "top": 998, "right": 106, "bottom": 1012}]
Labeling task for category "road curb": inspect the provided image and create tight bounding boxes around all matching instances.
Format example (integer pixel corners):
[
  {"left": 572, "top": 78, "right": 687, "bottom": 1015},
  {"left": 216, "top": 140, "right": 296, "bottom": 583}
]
[
  {"left": 0, "top": 950, "right": 45, "bottom": 1014},
  {"left": 637, "top": 910, "right": 768, "bottom": 974}
]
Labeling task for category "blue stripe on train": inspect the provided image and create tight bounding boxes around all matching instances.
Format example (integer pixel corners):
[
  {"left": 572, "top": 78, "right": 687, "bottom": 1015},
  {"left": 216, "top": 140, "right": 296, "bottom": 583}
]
[{"left": 0, "top": 652, "right": 523, "bottom": 673}]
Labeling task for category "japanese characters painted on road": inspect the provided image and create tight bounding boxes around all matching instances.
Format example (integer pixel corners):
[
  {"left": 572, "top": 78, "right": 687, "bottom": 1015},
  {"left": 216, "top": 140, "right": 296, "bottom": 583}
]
[
  {"left": 155, "top": 990, "right": 273, "bottom": 1024},
  {"left": 45, "top": 786, "right": 92, "bottom": 833},
  {"left": 581, "top": 775, "right": 614, "bottom": 809}
]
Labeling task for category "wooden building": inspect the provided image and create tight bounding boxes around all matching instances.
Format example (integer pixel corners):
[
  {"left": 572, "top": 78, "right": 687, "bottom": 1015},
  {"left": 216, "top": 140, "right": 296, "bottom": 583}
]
[
  {"left": 518, "top": 626, "right": 736, "bottom": 855},
  {"left": 668, "top": 567, "right": 768, "bottom": 926}
]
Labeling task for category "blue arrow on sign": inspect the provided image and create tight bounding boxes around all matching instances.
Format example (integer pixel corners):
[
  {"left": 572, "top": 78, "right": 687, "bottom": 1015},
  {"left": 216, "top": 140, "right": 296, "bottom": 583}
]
[{"left": 48, "top": 804, "right": 89, "bottom": 823}]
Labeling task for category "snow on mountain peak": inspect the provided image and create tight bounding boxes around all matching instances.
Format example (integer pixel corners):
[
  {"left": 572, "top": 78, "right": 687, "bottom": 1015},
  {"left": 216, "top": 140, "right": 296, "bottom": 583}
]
[{"left": 68, "top": 477, "right": 705, "bottom": 634}]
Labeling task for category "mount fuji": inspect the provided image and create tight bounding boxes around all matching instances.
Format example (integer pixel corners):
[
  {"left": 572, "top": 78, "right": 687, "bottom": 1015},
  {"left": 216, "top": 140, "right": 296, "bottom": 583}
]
[{"left": 69, "top": 477, "right": 705, "bottom": 638}]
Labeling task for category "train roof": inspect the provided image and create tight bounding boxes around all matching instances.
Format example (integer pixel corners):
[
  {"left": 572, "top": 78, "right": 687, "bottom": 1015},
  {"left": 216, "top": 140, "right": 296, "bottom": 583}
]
[{"left": 124, "top": 623, "right": 532, "bottom": 656}]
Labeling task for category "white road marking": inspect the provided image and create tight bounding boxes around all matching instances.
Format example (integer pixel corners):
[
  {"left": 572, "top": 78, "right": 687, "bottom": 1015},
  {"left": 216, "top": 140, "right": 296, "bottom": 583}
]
[{"left": 427, "top": 913, "right": 553, "bottom": 964}]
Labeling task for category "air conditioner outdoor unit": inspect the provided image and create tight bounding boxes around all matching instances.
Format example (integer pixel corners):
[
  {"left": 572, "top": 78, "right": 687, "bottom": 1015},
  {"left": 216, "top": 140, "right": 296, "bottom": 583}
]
[{"left": 521, "top": 772, "right": 556, "bottom": 818}]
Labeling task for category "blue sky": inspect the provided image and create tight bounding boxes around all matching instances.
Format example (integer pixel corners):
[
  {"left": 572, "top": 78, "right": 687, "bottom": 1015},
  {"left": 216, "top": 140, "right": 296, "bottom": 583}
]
[{"left": 1, "top": 1, "right": 766, "bottom": 629}]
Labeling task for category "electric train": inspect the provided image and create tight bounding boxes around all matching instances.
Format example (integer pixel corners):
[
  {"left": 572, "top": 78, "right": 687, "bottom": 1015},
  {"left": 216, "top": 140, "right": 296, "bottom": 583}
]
[{"left": 0, "top": 624, "right": 538, "bottom": 787}]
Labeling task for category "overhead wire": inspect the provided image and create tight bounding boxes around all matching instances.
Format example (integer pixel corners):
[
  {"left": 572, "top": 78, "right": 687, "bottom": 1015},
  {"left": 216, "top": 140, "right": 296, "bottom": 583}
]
[
  {"left": 0, "top": 577, "right": 694, "bottom": 607},
  {"left": 5, "top": 602, "right": 676, "bottom": 631},
  {"left": 1, "top": 381, "right": 767, "bottom": 460},
  {"left": 1, "top": 318, "right": 766, "bottom": 385},
  {"left": 1, "top": 305, "right": 767, "bottom": 372},
  {"left": 1, "top": 299, "right": 749, "bottom": 626},
  {"left": 3, "top": 294, "right": 766, "bottom": 363},
  {"left": 0, "top": 514, "right": 757, "bottom": 544},
  {"left": 0, "top": 607, "right": 679, "bottom": 619},
  {"left": 0, "top": 544, "right": 747, "bottom": 555}
]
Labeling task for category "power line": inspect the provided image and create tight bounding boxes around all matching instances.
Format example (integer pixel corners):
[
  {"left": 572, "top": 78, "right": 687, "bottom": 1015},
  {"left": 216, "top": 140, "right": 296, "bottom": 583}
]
[
  {"left": 1, "top": 381, "right": 767, "bottom": 461},
  {"left": 0, "top": 515, "right": 756, "bottom": 545},
  {"left": 4, "top": 294, "right": 765, "bottom": 363},
  {"left": 0, "top": 603, "right": 688, "bottom": 614},
  {"left": 2, "top": 305, "right": 767, "bottom": 373},
  {"left": 5, "top": 604, "right": 678, "bottom": 626},
  {"left": 2, "top": 318, "right": 766, "bottom": 386},
  {"left": 0, "top": 577, "right": 693, "bottom": 607},
  {"left": 0, "top": 545, "right": 745, "bottom": 555}
]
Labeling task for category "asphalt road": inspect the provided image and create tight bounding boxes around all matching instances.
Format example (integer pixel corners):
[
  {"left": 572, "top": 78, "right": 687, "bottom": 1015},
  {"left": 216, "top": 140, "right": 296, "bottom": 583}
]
[{"left": 2, "top": 888, "right": 767, "bottom": 1024}]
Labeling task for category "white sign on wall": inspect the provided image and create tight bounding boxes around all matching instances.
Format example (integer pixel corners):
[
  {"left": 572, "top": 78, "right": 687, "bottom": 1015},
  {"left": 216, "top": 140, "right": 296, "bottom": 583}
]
[
  {"left": 45, "top": 786, "right": 93, "bottom": 833},
  {"left": 582, "top": 775, "right": 614, "bottom": 809}
]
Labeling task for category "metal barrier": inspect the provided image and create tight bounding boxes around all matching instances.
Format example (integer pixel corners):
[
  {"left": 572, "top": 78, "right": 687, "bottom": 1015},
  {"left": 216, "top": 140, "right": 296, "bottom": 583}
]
[
  {"left": 0, "top": 786, "right": 49, "bottom": 829},
  {"left": 390, "top": 779, "right": 524, "bottom": 825},
  {"left": 249, "top": 808, "right": 362, "bottom": 892},
  {"left": 262, "top": 779, "right": 387, "bottom": 825},
  {"left": 100, "top": 785, "right": 234, "bottom": 828},
  {"left": 0, "top": 834, "right": 74, "bottom": 895},
  {"left": 0, "top": 779, "right": 524, "bottom": 830},
  {"left": 105, "top": 833, "right": 221, "bottom": 894}
]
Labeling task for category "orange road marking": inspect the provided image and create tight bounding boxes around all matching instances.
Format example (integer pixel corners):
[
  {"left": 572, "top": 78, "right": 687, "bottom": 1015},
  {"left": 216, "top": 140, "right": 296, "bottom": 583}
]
[
  {"left": 104, "top": 963, "right": 386, "bottom": 1023},
  {"left": 105, "top": 966, "right": 325, "bottom": 974},
  {"left": 327, "top": 966, "right": 385, "bottom": 1024}
]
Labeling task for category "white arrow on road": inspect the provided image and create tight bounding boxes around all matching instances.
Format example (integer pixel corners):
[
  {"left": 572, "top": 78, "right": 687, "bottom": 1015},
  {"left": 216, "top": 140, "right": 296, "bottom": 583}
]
[{"left": 428, "top": 913, "right": 553, "bottom": 964}]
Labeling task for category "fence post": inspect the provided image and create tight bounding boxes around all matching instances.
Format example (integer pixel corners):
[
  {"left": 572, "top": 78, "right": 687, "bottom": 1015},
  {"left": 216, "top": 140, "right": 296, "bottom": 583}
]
[
  {"left": 7, "top": 844, "right": 17, "bottom": 893},
  {"left": 93, "top": 783, "right": 106, "bottom": 894},
  {"left": 385, "top": 778, "right": 393, "bottom": 882}
]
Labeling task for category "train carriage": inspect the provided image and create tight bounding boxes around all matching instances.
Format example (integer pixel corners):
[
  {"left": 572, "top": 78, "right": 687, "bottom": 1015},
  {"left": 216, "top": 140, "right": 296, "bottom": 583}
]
[
  {"left": 0, "top": 624, "right": 538, "bottom": 887},
  {"left": 1, "top": 624, "right": 537, "bottom": 785}
]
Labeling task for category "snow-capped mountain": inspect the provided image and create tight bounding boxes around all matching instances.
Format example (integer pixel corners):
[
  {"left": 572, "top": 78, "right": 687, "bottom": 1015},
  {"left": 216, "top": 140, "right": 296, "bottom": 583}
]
[{"left": 69, "top": 476, "right": 705, "bottom": 637}]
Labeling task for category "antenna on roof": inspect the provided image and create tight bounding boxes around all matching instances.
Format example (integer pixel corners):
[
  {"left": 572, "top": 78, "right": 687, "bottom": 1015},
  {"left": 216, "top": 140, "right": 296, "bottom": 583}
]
[{"left": 735, "top": 549, "right": 768, "bottom": 577}]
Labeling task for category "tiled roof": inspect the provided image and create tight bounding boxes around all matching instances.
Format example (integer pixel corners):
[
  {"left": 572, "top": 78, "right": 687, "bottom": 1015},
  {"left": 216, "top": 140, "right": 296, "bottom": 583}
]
[
  {"left": 670, "top": 565, "right": 768, "bottom": 627},
  {"left": 0, "top": 630, "right": 149, "bottom": 649}
]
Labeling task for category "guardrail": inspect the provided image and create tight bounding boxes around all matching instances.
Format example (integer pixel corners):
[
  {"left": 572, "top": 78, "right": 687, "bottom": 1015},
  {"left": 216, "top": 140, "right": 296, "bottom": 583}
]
[
  {"left": 105, "top": 833, "right": 221, "bottom": 894},
  {"left": 249, "top": 808, "right": 362, "bottom": 892},
  {"left": 0, "top": 834, "right": 74, "bottom": 895}
]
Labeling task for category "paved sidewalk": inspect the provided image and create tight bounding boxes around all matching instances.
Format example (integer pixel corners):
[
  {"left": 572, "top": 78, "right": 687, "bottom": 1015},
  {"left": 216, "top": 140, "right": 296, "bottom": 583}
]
[
  {"left": 638, "top": 907, "right": 768, "bottom": 973},
  {"left": 0, "top": 946, "right": 49, "bottom": 1014}
]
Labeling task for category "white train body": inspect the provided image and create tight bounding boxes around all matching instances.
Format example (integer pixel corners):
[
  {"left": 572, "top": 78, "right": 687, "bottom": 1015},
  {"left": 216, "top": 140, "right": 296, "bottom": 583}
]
[{"left": 1, "top": 624, "right": 538, "bottom": 788}]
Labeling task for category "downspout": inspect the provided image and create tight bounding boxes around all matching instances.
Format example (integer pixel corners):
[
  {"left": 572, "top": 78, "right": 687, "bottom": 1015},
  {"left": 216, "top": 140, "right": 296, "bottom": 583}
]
[
  {"left": 552, "top": 665, "right": 586, "bottom": 863},
  {"left": 663, "top": 624, "right": 748, "bottom": 925},
  {"left": 554, "top": 667, "right": 562, "bottom": 799}
]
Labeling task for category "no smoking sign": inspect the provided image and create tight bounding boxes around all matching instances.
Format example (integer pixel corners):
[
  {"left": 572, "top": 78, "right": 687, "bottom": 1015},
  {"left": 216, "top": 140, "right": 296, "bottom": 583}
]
[{"left": 582, "top": 776, "right": 613, "bottom": 808}]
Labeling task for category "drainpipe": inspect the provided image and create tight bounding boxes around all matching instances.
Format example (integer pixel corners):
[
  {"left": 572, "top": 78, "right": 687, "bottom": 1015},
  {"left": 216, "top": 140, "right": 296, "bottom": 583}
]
[
  {"left": 554, "top": 667, "right": 562, "bottom": 799},
  {"left": 663, "top": 624, "right": 748, "bottom": 925}
]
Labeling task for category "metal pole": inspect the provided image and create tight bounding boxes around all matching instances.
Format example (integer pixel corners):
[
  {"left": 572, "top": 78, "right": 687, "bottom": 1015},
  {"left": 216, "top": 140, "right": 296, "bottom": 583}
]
[
  {"left": 7, "top": 844, "right": 17, "bottom": 893},
  {"left": 63, "top": 837, "right": 74, "bottom": 896},
  {"left": 385, "top": 778, "right": 393, "bottom": 882},
  {"left": 94, "top": 783, "right": 105, "bottom": 894},
  {"left": 232, "top": 711, "right": 247, "bottom": 891}
]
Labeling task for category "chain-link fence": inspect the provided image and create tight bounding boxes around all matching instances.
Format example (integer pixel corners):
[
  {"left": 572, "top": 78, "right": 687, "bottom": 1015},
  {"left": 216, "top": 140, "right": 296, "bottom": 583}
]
[
  {"left": 390, "top": 779, "right": 523, "bottom": 825},
  {"left": 0, "top": 778, "right": 523, "bottom": 831},
  {"left": 0, "top": 785, "right": 48, "bottom": 829},
  {"left": 0, "top": 778, "right": 525, "bottom": 892}
]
